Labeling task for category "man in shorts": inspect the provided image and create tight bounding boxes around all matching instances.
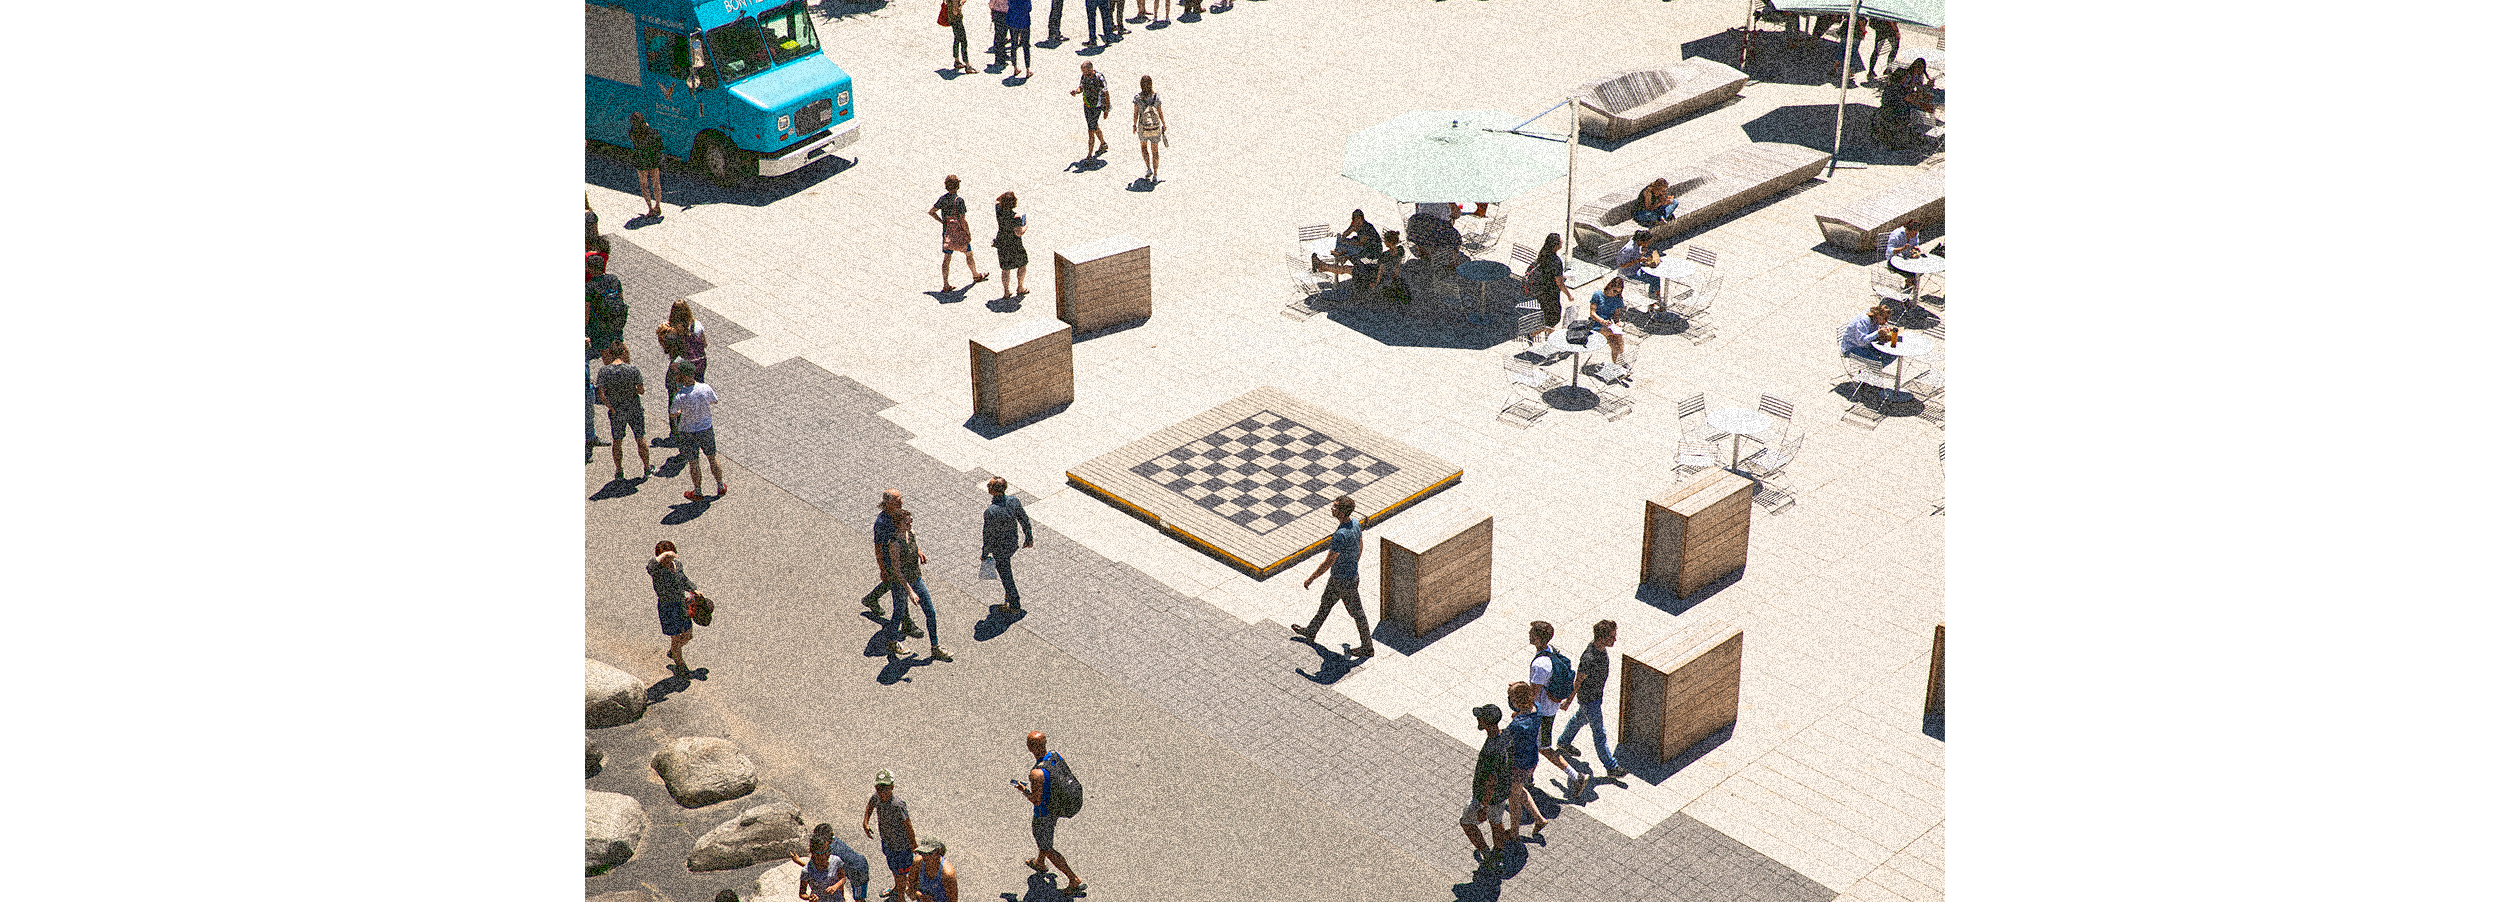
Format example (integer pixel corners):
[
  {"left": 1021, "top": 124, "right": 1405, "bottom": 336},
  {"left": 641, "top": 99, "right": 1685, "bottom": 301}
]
[
  {"left": 594, "top": 341, "right": 653, "bottom": 480},
  {"left": 669, "top": 360, "right": 727, "bottom": 501},
  {"left": 1070, "top": 62, "right": 1111, "bottom": 158},
  {"left": 1505, "top": 681, "right": 1551, "bottom": 836},
  {"left": 1014, "top": 731, "right": 1086, "bottom": 896},
  {"left": 860, "top": 769, "right": 918, "bottom": 900},
  {"left": 1462, "top": 703, "right": 1516, "bottom": 869}
]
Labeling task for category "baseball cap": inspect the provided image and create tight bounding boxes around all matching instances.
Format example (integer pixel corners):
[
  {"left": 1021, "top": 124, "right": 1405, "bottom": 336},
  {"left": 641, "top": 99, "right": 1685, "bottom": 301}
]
[
  {"left": 915, "top": 837, "right": 946, "bottom": 857},
  {"left": 874, "top": 769, "right": 895, "bottom": 786},
  {"left": 1472, "top": 704, "right": 1502, "bottom": 726}
]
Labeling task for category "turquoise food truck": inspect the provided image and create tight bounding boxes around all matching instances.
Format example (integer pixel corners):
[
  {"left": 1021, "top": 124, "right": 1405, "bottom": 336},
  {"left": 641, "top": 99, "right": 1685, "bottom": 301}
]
[{"left": 586, "top": 0, "right": 858, "bottom": 185}]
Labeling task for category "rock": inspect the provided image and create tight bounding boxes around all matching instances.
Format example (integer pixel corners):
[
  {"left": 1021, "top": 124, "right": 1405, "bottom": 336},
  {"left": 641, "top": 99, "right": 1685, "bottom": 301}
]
[
  {"left": 687, "top": 801, "right": 807, "bottom": 872},
  {"left": 585, "top": 791, "right": 648, "bottom": 873},
  {"left": 740, "top": 861, "right": 807, "bottom": 902},
  {"left": 587, "top": 738, "right": 605, "bottom": 777},
  {"left": 587, "top": 659, "right": 647, "bottom": 728},
  {"left": 652, "top": 737, "right": 758, "bottom": 808},
  {"left": 589, "top": 888, "right": 675, "bottom": 902}
]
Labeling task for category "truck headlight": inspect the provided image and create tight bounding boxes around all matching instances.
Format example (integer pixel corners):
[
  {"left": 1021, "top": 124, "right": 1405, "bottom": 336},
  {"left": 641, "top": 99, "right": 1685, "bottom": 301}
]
[{"left": 777, "top": 114, "right": 791, "bottom": 132}]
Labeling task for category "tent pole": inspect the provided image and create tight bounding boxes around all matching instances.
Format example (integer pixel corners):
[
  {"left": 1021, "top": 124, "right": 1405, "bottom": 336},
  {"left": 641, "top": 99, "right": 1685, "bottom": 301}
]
[
  {"left": 1827, "top": 0, "right": 1866, "bottom": 177},
  {"left": 1565, "top": 93, "right": 1579, "bottom": 268}
]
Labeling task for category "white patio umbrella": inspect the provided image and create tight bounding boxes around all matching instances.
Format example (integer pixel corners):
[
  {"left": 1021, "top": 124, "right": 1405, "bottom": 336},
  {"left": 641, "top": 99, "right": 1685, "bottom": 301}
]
[{"left": 1339, "top": 110, "right": 1569, "bottom": 205}]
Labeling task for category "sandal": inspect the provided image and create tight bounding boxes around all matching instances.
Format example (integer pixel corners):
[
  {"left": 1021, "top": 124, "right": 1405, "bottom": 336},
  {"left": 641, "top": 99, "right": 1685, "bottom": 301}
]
[{"left": 1025, "top": 858, "right": 1048, "bottom": 874}]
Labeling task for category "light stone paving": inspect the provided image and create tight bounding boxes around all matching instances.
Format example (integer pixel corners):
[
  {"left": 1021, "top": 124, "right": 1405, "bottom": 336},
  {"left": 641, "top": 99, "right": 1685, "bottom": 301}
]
[{"left": 590, "top": 0, "right": 1945, "bottom": 894}]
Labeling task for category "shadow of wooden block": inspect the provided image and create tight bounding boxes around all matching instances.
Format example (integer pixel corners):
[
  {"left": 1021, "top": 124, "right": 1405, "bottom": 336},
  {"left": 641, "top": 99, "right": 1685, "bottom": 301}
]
[
  {"left": 1924, "top": 622, "right": 1944, "bottom": 719},
  {"left": 1640, "top": 468, "right": 1753, "bottom": 599},
  {"left": 1618, "top": 623, "right": 1744, "bottom": 765},
  {"left": 1376, "top": 505, "right": 1490, "bottom": 641}
]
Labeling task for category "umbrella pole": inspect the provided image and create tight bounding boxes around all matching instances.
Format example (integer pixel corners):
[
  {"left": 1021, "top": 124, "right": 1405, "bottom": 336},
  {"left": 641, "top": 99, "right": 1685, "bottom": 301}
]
[
  {"left": 1827, "top": 0, "right": 1866, "bottom": 177},
  {"left": 1565, "top": 93, "right": 1578, "bottom": 268}
]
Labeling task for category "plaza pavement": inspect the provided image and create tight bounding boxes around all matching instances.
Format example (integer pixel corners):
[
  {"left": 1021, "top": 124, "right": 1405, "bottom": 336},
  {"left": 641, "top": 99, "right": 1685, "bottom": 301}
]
[{"left": 589, "top": 1, "right": 1945, "bottom": 899}]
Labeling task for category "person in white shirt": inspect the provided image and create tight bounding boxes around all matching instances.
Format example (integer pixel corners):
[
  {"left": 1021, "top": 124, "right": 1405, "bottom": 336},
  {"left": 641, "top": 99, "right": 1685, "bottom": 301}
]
[
  {"left": 1840, "top": 304, "right": 1893, "bottom": 364},
  {"left": 669, "top": 361, "right": 728, "bottom": 502},
  {"left": 1882, "top": 220, "right": 1927, "bottom": 293}
]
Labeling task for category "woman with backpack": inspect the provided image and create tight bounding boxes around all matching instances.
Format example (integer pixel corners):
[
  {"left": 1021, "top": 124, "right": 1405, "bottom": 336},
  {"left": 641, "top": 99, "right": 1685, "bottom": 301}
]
[{"left": 1131, "top": 75, "right": 1168, "bottom": 183}]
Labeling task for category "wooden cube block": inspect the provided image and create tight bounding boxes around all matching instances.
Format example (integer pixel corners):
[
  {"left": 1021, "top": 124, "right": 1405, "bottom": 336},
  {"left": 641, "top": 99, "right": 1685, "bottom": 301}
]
[
  {"left": 1618, "top": 623, "right": 1743, "bottom": 764},
  {"left": 1639, "top": 468, "right": 1753, "bottom": 599},
  {"left": 1054, "top": 235, "right": 1152, "bottom": 334},
  {"left": 970, "top": 318, "right": 1074, "bottom": 428},
  {"left": 1924, "top": 623, "right": 1945, "bottom": 718},
  {"left": 1376, "top": 506, "right": 1491, "bottom": 637}
]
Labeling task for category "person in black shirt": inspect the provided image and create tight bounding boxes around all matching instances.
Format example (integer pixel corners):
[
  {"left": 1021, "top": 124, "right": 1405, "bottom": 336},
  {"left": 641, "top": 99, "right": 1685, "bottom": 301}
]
[{"left": 1556, "top": 620, "right": 1626, "bottom": 798}]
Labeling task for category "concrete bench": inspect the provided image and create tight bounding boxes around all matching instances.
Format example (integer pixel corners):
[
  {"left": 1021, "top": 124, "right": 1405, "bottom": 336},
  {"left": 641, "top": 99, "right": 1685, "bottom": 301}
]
[
  {"left": 1573, "top": 143, "right": 1830, "bottom": 263},
  {"left": 1054, "top": 235, "right": 1152, "bottom": 335},
  {"left": 970, "top": 318, "right": 1074, "bottom": 429},
  {"left": 1376, "top": 505, "right": 1491, "bottom": 637},
  {"left": 1814, "top": 165, "right": 1946, "bottom": 254},
  {"left": 1572, "top": 59, "right": 1748, "bottom": 142},
  {"left": 1619, "top": 623, "right": 1744, "bottom": 763}
]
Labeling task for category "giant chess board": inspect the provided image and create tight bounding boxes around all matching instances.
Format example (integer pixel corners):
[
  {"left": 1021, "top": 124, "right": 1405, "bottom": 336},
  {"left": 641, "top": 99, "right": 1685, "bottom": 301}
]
[{"left": 1068, "top": 387, "right": 1461, "bottom": 576}]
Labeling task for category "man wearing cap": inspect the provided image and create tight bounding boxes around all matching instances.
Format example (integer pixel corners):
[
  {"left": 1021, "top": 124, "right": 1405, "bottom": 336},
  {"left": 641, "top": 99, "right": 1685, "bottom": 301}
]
[
  {"left": 1462, "top": 702, "right": 1516, "bottom": 870},
  {"left": 860, "top": 769, "right": 919, "bottom": 900},
  {"left": 909, "top": 837, "right": 959, "bottom": 902}
]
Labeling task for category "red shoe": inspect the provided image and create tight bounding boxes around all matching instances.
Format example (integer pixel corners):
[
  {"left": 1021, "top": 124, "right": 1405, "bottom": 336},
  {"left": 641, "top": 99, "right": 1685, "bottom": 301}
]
[
  {"left": 685, "top": 490, "right": 703, "bottom": 501},
  {"left": 716, "top": 486, "right": 728, "bottom": 498}
]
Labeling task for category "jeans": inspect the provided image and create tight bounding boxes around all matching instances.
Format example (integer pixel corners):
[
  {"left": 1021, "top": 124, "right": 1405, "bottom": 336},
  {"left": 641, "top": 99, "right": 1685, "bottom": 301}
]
[
  {"left": 1006, "top": 27, "right": 1031, "bottom": 68},
  {"left": 1844, "top": 345, "right": 1892, "bottom": 366},
  {"left": 991, "top": 11, "right": 1009, "bottom": 62},
  {"left": 1047, "top": 0, "right": 1066, "bottom": 37},
  {"left": 950, "top": 19, "right": 969, "bottom": 63},
  {"left": 1620, "top": 267, "right": 1663, "bottom": 299},
  {"left": 986, "top": 547, "right": 1022, "bottom": 604},
  {"left": 1304, "top": 577, "right": 1372, "bottom": 647},
  {"left": 1557, "top": 702, "right": 1619, "bottom": 771},
  {"left": 883, "top": 577, "right": 938, "bottom": 647},
  {"left": 1086, "top": 0, "right": 1109, "bottom": 40}
]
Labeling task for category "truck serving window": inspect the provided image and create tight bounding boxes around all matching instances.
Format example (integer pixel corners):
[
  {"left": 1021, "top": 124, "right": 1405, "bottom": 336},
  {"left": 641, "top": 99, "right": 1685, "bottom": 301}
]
[
  {"left": 703, "top": 18, "right": 774, "bottom": 83},
  {"left": 755, "top": 2, "right": 821, "bottom": 66}
]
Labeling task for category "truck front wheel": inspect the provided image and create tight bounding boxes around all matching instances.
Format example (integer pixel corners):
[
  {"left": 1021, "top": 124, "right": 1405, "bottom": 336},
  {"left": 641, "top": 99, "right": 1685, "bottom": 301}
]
[{"left": 696, "top": 133, "right": 752, "bottom": 187}]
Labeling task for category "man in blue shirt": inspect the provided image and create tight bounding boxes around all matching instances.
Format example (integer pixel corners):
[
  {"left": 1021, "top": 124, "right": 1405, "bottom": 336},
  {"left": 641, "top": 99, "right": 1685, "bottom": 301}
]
[
  {"left": 1883, "top": 220, "right": 1927, "bottom": 294},
  {"left": 1613, "top": 230, "right": 1664, "bottom": 301},
  {"left": 862, "top": 490, "right": 924, "bottom": 646},
  {"left": 982, "top": 478, "right": 1036, "bottom": 614},
  {"left": 1292, "top": 496, "right": 1375, "bottom": 657},
  {"left": 1503, "top": 681, "right": 1551, "bottom": 837},
  {"left": 1840, "top": 304, "right": 1893, "bottom": 365}
]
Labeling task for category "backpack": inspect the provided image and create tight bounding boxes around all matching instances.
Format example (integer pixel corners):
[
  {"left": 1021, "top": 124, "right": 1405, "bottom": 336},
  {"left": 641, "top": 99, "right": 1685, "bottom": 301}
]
[
  {"left": 1539, "top": 647, "right": 1575, "bottom": 703},
  {"left": 1138, "top": 98, "right": 1163, "bottom": 131},
  {"left": 1039, "top": 752, "right": 1083, "bottom": 817}
]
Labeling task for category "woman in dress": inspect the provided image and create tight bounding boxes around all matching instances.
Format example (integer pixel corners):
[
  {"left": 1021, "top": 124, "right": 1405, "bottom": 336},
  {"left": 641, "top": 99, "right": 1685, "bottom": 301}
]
[
  {"left": 991, "top": 192, "right": 1031, "bottom": 299},
  {"left": 1132, "top": 75, "right": 1168, "bottom": 183},
  {"left": 628, "top": 112, "right": 665, "bottom": 219},
  {"left": 648, "top": 540, "right": 700, "bottom": 674},
  {"left": 1522, "top": 232, "right": 1567, "bottom": 341},
  {"left": 927, "top": 175, "right": 989, "bottom": 291}
]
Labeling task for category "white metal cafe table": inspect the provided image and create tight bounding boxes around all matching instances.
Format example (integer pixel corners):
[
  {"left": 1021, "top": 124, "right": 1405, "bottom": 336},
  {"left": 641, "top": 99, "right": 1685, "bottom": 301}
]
[
  {"left": 1870, "top": 331, "right": 1936, "bottom": 402},
  {"left": 1706, "top": 407, "right": 1773, "bottom": 469},
  {"left": 1641, "top": 257, "right": 1701, "bottom": 300}
]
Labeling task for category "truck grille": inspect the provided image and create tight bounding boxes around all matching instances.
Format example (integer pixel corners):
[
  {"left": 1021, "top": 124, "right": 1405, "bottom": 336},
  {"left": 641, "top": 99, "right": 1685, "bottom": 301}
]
[{"left": 795, "top": 99, "right": 832, "bottom": 134}]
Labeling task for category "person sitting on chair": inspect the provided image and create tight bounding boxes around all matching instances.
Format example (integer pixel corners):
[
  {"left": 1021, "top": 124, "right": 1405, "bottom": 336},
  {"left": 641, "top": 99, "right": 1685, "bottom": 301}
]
[
  {"left": 1882, "top": 219, "right": 1927, "bottom": 294},
  {"left": 1841, "top": 304, "right": 1894, "bottom": 365},
  {"left": 1629, "top": 179, "right": 1680, "bottom": 228},
  {"left": 1612, "top": 230, "right": 1664, "bottom": 301},
  {"left": 1587, "top": 277, "right": 1633, "bottom": 370},
  {"left": 1315, "top": 209, "right": 1380, "bottom": 269},
  {"left": 1406, "top": 203, "right": 1465, "bottom": 269}
]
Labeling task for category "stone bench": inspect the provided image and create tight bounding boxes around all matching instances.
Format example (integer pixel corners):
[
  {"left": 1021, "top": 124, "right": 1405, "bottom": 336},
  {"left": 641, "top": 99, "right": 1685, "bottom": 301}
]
[
  {"left": 1573, "top": 142, "right": 1830, "bottom": 262},
  {"left": 1640, "top": 467, "right": 1752, "bottom": 599},
  {"left": 1376, "top": 505, "right": 1491, "bottom": 637},
  {"left": 970, "top": 317, "right": 1074, "bottom": 429},
  {"left": 1924, "top": 623, "right": 1945, "bottom": 718},
  {"left": 1054, "top": 234, "right": 1152, "bottom": 335},
  {"left": 1572, "top": 59, "right": 1748, "bottom": 142},
  {"left": 1618, "top": 623, "right": 1744, "bottom": 763},
  {"left": 1814, "top": 164, "right": 1946, "bottom": 254}
]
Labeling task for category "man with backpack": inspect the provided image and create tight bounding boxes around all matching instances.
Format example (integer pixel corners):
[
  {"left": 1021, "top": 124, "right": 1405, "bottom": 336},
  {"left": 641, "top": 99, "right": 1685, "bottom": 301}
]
[
  {"left": 1013, "top": 731, "right": 1087, "bottom": 896},
  {"left": 1069, "top": 62, "right": 1111, "bottom": 159},
  {"left": 1527, "top": 621, "right": 1574, "bottom": 773}
]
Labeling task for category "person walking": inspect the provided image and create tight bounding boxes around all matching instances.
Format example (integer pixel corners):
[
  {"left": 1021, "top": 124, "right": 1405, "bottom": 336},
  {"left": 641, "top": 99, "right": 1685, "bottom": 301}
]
[
  {"left": 885, "top": 509, "right": 950, "bottom": 662},
  {"left": 1523, "top": 232, "right": 1566, "bottom": 342},
  {"left": 1503, "top": 681, "right": 1552, "bottom": 837},
  {"left": 1014, "top": 731, "right": 1087, "bottom": 896},
  {"left": 1526, "top": 621, "right": 1574, "bottom": 773},
  {"left": 987, "top": 0, "right": 1011, "bottom": 69},
  {"left": 981, "top": 477, "right": 1036, "bottom": 614},
  {"left": 1555, "top": 620, "right": 1628, "bottom": 798},
  {"left": 1004, "top": 0, "right": 1034, "bottom": 79},
  {"left": 1292, "top": 496, "right": 1375, "bottom": 657},
  {"left": 1462, "top": 703, "right": 1516, "bottom": 870},
  {"left": 863, "top": 490, "right": 924, "bottom": 645},
  {"left": 991, "top": 193, "right": 1030, "bottom": 299},
  {"left": 929, "top": 175, "right": 990, "bottom": 291},
  {"left": 791, "top": 823, "right": 871, "bottom": 902},
  {"left": 648, "top": 540, "right": 703, "bottom": 675},
  {"left": 860, "top": 770, "right": 920, "bottom": 902},
  {"left": 943, "top": 0, "right": 971, "bottom": 73},
  {"left": 1131, "top": 75, "right": 1168, "bottom": 182},
  {"left": 595, "top": 341, "right": 655, "bottom": 480},
  {"left": 670, "top": 360, "right": 728, "bottom": 501},
  {"left": 909, "top": 838, "right": 959, "bottom": 902},
  {"left": 1071, "top": 63, "right": 1111, "bottom": 158},
  {"left": 627, "top": 111, "right": 665, "bottom": 219}
]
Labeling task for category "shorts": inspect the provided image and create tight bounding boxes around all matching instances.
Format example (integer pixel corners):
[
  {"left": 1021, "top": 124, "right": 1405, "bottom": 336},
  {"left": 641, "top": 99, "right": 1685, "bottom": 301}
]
[
  {"left": 681, "top": 428, "right": 718, "bottom": 457},
  {"left": 883, "top": 846, "right": 915, "bottom": 876},
  {"left": 658, "top": 596, "right": 693, "bottom": 637},
  {"left": 1538, "top": 714, "right": 1555, "bottom": 749},
  {"left": 1031, "top": 814, "right": 1059, "bottom": 852},
  {"left": 1462, "top": 795, "right": 1513, "bottom": 829},
  {"left": 1084, "top": 105, "right": 1103, "bottom": 130},
  {"left": 606, "top": 404, "right": 646, "bottom": 442}
]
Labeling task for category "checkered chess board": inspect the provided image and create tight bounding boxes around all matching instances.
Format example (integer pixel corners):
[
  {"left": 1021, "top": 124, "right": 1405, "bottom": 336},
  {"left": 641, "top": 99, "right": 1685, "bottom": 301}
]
[
  {"left": 1068, "top": 387, "right": 1461, "bottom": 576},
  {"left": 1129, "top": 413, "right": 1402, "bottom": 536}
]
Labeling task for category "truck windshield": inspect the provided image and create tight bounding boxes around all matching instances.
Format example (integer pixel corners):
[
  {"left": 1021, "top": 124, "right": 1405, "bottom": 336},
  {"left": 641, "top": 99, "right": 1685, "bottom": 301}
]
[
  {"left": 755, "top": 3, "right": 820, "bottom": 66},
  {"left": 703, "top": 19, "right": 775, "bottom": 84}
]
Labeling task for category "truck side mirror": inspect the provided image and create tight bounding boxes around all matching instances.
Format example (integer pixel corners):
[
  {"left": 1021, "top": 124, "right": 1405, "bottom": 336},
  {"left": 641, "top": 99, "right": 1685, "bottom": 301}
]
[{"left": 685, "top": 34, "right": 709, "bottom": 89}]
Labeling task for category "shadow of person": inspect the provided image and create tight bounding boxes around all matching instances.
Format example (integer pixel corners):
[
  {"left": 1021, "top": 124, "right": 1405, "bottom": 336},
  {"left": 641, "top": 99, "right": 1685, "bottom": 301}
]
[{"left": 972, "top": 604, "right": 1027, "bottom": 642}]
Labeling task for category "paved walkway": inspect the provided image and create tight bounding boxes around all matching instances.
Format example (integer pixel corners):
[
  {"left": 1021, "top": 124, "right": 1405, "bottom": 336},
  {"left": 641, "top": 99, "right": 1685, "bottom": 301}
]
[{"left": 590, "top": 2, "right": 1944, "bottom": 900}]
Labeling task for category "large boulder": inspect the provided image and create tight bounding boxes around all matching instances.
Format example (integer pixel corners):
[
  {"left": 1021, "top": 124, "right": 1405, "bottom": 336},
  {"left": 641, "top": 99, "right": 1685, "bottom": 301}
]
[
  {"left": 589, "top": 888, "right": 675, "bottom": 902},
  {"left": 586, "top": 659, "right": 646, "bottom": 728},
  {"left": 652, "top": 737, "right": 757, "bottom": 808},
  {"left": 585, "top": 791, "right": 648, "bottom": 873},
  {"left": 740, "top": 861, "right": 807, "bottom": 902},
  {"left": 687, "top": 801, "right": 807, "bottom": 871}
]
